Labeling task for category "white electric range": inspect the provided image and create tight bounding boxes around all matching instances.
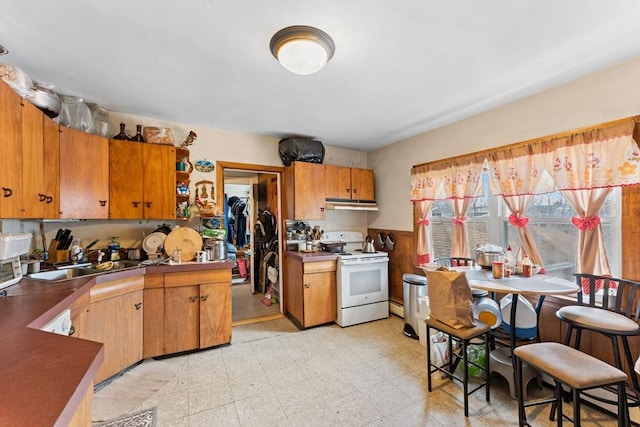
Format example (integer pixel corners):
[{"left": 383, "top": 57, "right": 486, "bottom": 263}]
[{"left": 321, "top": 231, "right": 389, "bottom": 327}]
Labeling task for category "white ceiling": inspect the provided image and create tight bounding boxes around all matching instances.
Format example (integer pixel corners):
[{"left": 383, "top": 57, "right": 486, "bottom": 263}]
[{"left": 1, "top": 1, "right": 639, "bottom": 152}]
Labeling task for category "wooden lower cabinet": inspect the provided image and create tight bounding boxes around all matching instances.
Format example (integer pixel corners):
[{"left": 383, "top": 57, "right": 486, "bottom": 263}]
[
  {"left": 86, "top": 276, "right": 144, "bottom": 383},
  {"left": 163, "top": 269, "right": 232, "bottom": 354},
  {"left": 68, "top": 384, "right": 93, "bottom": 427},
  {"left": 285, "top": 257, "right": 336, "bottom": 328},
  {"left": 143, "top": 273, "right": 165, "bottom": 358}
]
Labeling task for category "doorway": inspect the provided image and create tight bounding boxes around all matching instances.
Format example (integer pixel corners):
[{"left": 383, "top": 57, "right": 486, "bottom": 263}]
[{"left": 216, "top": 161, "right": 284, "bottom": 326}]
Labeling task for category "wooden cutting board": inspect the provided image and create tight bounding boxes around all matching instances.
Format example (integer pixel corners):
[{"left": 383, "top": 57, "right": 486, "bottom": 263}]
[{"left": 163, "top": 227, "right": 203, "bottom": 262}]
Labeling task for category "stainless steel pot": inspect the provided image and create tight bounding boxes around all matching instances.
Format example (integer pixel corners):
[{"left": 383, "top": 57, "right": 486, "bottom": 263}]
[
  {"left": 212, "top": 240, "right": 227, "bottom": 260},
  {"left": 474, "top": 248, "right": 505, "bottom": 269},
  {"left": 29, "top": 83, "right": 61, "bottom": 118}
]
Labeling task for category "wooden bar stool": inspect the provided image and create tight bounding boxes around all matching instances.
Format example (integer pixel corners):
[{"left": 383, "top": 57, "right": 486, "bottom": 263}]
[
  {"left": 426, "top": 317, "right": 491, "bottom": 417},
  {"left": 514, "top": 342, "right": 628, "bottom": 426}
]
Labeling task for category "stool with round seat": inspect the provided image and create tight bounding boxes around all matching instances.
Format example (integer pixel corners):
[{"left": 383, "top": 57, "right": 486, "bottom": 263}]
[
  {"left": 489, "top": 346, "right": 540, "bottom": 400},
  {"left": 556, "top": 273, "right": 640, "bottom": 410},
  {"left": 514, "top": 342, "right": 628, "bottom": 426}
]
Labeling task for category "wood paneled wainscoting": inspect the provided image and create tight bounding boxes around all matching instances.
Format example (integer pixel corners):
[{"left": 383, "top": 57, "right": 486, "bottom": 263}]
[{"left": 367, "top": 228, "right": 415, "bottom": 308}]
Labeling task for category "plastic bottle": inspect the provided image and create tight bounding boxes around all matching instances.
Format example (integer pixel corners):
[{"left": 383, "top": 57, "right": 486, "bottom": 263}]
[
  {"left": 70, "top": 238, "right": 84, "bottom": 264},
  {"left": 108, "top": 237, "right": 121, "bottom": 261},
  {"left": 505, "top": 245, "right": 515, "bottom": 277},
  {"left": 521, "top": 253, "right": 533, "bottom": 277}
]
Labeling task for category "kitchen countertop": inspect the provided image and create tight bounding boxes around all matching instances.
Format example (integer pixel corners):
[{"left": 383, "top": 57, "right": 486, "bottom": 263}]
[
  {"left": 0, "top": 260, "right": 234, "bottom": 427},
  {"left": 285, "top": 250, "right": 339, "bottom": 262}
]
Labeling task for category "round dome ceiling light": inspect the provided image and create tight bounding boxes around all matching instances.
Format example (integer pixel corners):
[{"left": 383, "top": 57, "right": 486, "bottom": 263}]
[{"left": 270, "top": 26, "right": 335, "bottom": 75}]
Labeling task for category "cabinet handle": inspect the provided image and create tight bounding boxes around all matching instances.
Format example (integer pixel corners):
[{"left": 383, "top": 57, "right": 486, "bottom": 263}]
[
  {"left": 304, "top": 283, "right": 310, "bottom": 288},
  {"left": 45, "top": 196, "right": 53, "bottom": 204},
  {"left": 145, "top": 202, "right": 152, "bottom": 208},
  {"left": 2, "top": 187, "right": 12, "bottom": 197},
  {"left": 352, "top": 188, "right": 357, "bottom": 194},
  {"left": 132, "top": 201, "right": 140, "bottom": 208},
  {"left": 320, "top": 207, "right": 325, "bottom": 212},
  {"left": 134, "top": 302, "right": 142, "bottom": 310},
  {"left": 346, "top": 188, "right": 350, "bottom": 194},
  {"left": 99, "top": 200, "right": 107, "bottom": 206},
  {"left": 189, "top": 296, "right": 198, "bottom": 302},
  {"left": 68, "top": 325, "right": 76, "bottom": 336},
  {"left": 201, "top": 294, "right": 209, "bottom": 301},
  {"left": 38, "top": 193, "right": 46, "bottom": 202}
]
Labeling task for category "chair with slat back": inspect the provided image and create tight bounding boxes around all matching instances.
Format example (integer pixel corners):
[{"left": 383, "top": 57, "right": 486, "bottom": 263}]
[
  {"left": 555, "top": 273, "right": 640, "bottom": 414},
  {"left": 434, "top": 257, "right": 476, "bottom": 267}
]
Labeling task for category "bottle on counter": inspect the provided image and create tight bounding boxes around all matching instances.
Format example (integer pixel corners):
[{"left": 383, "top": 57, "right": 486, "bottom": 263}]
[
  {"left": 107, "top": 236, "right": 121, "bottom": 261},
  {"left": 520, "top": 253, "right": 533, "bottom": 277},
  {"left": 112, "top": 123, "right": 130, "bottom": 140},
  {"left": 130, "top": 124, "right": 145, "bottom": 142}
]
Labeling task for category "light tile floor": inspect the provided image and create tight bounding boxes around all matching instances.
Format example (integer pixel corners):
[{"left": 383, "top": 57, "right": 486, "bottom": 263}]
[{"left": 93, "top": 315, "right": 621, "bottom": 426}]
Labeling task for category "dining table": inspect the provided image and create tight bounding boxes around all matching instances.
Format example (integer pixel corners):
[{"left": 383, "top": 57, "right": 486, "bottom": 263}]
[{"left": 454, "top": 266, "right": 580, "bottom": 397}]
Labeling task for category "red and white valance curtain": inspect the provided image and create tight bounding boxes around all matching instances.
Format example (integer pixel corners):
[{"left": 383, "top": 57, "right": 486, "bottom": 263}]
[
  {"left": 487, "top": 145, "right": 554, "bottom": 270},
  {"left": 411, "top": 116, "right": 640, "bottom": 270},
  {"left": 440, "top": 157, "right": 485, "bottom": 257},
  {"left": 542, "top": 120, "right": 640, "bottom": 275},
  {"left": 410, "top": 155, "right": 484, "bottom": 263}
]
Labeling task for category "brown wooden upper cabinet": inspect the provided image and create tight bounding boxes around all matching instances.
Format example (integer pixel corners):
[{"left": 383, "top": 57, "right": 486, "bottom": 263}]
[
  {"left": 284, "top": 161, "right": 326, "bottom": 220},
  {"left": 22, "top": 101, "right": 60, "bottom": 219},
  {"left": 109, "top": 139, "right": 176, "bottom": 219},
  {"left": 325, "top": 165, "right": 375, "bottom": 201},
  {"left": 0, "top": 79, "right": 24, "bottom": 218},
  {"left": 59, "top": 126, "right": 109, "bottom": 219}
]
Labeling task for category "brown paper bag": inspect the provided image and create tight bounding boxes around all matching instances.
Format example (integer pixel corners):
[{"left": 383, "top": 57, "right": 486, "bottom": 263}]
[{"left": 425, "top": 267, "right": 475, "bottom": 329}]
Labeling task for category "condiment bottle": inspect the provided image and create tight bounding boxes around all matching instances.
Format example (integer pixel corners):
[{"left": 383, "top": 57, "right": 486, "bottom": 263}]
[
  {"left": 521, "top": 253, "right": 533, "bottom": 277},
  {"left": 112, "top": 123, "right": 130, "bottom": 140},
  {"left": 504, "top": 245, "right": 515, "bottom": 276}
]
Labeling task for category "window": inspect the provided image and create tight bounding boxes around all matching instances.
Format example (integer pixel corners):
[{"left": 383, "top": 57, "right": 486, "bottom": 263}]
[{"left": 430, "top": 172, "right": 621, "bottom": 280}]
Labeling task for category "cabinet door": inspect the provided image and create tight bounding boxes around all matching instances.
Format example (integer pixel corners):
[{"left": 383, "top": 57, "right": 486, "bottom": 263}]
[
  {"left": 143, "top": 143, "right": 176, "bottom": 220},
  {"left": 293, "top": 162, "right": 326, "bottom": 220},
  {"left": 143, "top": 287, "right": 165, "bottom": 358},
  {"left": 199, "top": 281, "right": 232, "bottom": 348},
  {"left": 303, "top": 271, "right": 337, "bottom": 327},
  {"left": 325, "top": 165, "right": 352, "bottom": 200},
  {"left": 59, "top": 127, "right": 109, "bottom": 219},
  {"left": 109, "top": 139, "right": 144, "bottom": 219},
  {"left": 86, "top": 290, "right": 143, "bottom": 383},
  {"left": 350, "top": 168, "right": 375, "bottom": 201},
  {"left": 164, "top": 285, "right": 199, "bottom": 354},
  {"left": 0, "top": 82, "right": 23, "bottom": 218}
]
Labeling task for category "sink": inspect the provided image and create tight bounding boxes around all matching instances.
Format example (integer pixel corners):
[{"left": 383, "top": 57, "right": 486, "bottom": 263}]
[
  {"left": 109, "top": 260, "right": 142, "bottom": 270},
  {"left": 28, "top": 268, "right": 103, "bottom": 281}
]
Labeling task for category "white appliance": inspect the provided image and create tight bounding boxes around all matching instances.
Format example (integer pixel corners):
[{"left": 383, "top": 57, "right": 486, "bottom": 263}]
[
  {"left": 0, "top": 233, "right": 32, "bottom": 291},
  {"left": 41, "top": 309, "right": 72, "bottom": 336},
  {"left": 321, "top": 231, "right": 389, "bottom": 327}
]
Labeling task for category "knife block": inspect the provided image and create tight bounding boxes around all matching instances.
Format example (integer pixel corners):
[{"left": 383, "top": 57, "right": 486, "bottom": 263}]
[{"left": 45, "top": 240, "right": 69, "bottom": 265}]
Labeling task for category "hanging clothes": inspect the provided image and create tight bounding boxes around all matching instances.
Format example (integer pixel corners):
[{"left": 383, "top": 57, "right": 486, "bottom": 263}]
[{"left": 227, "top": 196, "right": 248, "bottom": 247}]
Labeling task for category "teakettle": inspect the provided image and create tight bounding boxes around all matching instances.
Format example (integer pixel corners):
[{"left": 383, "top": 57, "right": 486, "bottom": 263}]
[{"left": 363, "top": 235, "right": 376, "bottom": 253}]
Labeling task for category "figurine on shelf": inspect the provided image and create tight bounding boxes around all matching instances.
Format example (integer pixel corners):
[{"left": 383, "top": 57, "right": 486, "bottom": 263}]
[{"left": 182, "top": 130, "right": 197, "bottom": 147}]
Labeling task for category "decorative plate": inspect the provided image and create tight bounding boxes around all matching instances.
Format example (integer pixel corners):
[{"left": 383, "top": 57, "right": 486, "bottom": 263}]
[{"left": 195, "top": 159, "right": 214, "bottom": 173}]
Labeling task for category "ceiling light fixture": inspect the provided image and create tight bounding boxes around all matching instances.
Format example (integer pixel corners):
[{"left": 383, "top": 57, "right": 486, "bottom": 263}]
[{"left": 270, "top": 26, "right": 335, "bottom": 75}]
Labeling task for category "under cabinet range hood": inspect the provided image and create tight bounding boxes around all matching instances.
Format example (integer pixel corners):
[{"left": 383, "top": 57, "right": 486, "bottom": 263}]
[{"left": 325, "top": 199, "right": 379, "bottom": 212}]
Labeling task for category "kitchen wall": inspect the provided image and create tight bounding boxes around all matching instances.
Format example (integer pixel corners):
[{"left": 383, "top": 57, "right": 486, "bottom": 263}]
[{"left": 368, "top": 56, "right": 640, "bottom": 231}]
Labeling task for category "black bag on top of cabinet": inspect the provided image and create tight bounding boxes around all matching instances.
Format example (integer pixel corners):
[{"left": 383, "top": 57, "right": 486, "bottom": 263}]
[{"left": 278, "top": 138, "right": 325, "bottom": 166}]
